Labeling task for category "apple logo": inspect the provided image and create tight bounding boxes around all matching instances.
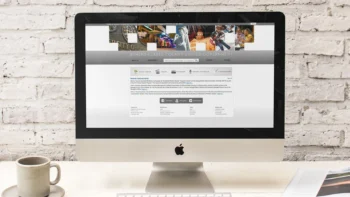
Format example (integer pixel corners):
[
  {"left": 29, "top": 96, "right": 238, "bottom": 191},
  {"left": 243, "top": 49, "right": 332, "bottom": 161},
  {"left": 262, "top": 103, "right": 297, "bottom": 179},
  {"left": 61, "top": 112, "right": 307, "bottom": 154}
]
[{"left": 175, "top": 144, "right": 184, "bottom": 155}]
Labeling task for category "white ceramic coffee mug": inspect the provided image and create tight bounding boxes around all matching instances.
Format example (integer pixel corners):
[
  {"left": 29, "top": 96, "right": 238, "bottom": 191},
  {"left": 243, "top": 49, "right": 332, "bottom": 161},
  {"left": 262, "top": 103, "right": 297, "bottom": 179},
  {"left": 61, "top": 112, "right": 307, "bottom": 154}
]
[{"left": 16, "top": 156, "right": 61, "bottom": 197}]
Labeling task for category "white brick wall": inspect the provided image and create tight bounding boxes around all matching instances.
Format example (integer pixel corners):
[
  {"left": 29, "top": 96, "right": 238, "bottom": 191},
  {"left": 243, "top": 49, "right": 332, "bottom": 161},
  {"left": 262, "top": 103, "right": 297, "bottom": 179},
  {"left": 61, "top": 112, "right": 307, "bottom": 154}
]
[
  {"left": 2, "top": 55, "right": 74, "bottom": 78},
  {"left": 0, "top": 0, "right": 10, "bottom": 5},
  {"left": 43, "top": 36, "right": 74, "bottom": 54},
  {"left": 286, "top": 80, "right": 345, "bottom": 102},
  {"left": 0, "top": 0, "right": 350, "bottom": 161},
  {"left": 174, "top": 0, "right": 244, "bottom": 6},
  {"left": 0, "top": 33, "right": 40, "bottom": 54},
  {"left": 94, "top": 0, "right": 166, "bottom": 6},
  {"left": 17, "top": 0, "right": 86, "bottom": 5},
  {"left": 300, "top": 15, "right": 350, "bottom": 32},
  {"left": 286, "top": 34, "right": 344, "bottom": 56}
]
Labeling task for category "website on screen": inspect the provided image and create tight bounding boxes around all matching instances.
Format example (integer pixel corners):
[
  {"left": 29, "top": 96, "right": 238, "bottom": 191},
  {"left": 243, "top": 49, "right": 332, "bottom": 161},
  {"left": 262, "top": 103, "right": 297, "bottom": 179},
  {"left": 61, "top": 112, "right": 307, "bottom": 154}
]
[{"left": 85, "top": 23, "right": 275, "bottom": 128}]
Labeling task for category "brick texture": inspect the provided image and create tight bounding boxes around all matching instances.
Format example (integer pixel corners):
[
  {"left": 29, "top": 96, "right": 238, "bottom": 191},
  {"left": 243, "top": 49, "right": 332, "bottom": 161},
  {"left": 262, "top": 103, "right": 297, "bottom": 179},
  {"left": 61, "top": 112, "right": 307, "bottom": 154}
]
[
  {"left": 44, "top": 37, "right": 74, "bottom": 54},
  {"left": 94, "top": 0, "right": 165, "bottom": 6},
  {"left": 0, "top": 0, "right": 350, "bottom": 161},
  {"left": 3, "top": 106, "right": 75, "bottom": 124},
  {"left": 0, "top": 82, "right": 37, "bottom": 100},
  {"left": 286, "top": 80, "right": 345, "bottom": 102},
  {"left": 0, "top": 15, "right": 65, "bottom": 30},
  {"left": 0, "top": 125, "right": 36, "bottom": 145},
  {"left": 287, "top": 34, "right": 344, "bottom": 56},
  {"left": 36, "top": 124, "right": 75, "bottom": 145},
  {"left": 285, "top": 125, "right": 343, "bottom": 147},
  {"left": 253, "top": 0, "right": 326, "bottom": 5},
  {"left": 285, "top": 104, "right": 300, "bottom": 124},
  {"left": 300, "top": 15, "right": 350, "bottom": 32},
  {"left": 332, "top": 7, "right": 350, "bottom": 17},
  {"left": 285, "top": 55, "right": 306, "bottom": 79},
  {"left": 332, "top": 0, "right": 350, "bottom": 7},
  {"left": 0, "top": 33, "right": 40, "bottom": 54},
  {"left": 17, "top": 0, "right": 86, "bottom": 5},
  {"left": 307, "top": 59, "right": 350, "bottom": 79},
  {"left": 0, "top": 0, "right": 10, "bottom": 5},
  {"left": 285, "top": 14, "right": 297, "bottom": 32},
  {"left": 174, "top": 0, "right": 243, "bottom": 5},
  {"left": 37, "top": 81, "right": 75, "bottom": 100},
  {"left": 2, "top": 55, "right": 74, "bottom": 78}
]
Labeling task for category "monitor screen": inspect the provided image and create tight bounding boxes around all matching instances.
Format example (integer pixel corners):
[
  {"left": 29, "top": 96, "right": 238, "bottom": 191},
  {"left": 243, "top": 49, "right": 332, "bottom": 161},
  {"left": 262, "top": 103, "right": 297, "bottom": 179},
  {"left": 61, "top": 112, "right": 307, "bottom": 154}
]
[{"left": 85, "top": 23, "right": 275, "bottom": 128}]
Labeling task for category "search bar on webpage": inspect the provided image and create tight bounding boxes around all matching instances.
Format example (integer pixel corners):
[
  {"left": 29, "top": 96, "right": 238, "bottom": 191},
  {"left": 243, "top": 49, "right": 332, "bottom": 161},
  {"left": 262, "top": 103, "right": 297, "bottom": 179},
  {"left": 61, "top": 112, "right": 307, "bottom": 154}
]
[{"left": 163, "top": 59, "right": 199, "bottom": 62}]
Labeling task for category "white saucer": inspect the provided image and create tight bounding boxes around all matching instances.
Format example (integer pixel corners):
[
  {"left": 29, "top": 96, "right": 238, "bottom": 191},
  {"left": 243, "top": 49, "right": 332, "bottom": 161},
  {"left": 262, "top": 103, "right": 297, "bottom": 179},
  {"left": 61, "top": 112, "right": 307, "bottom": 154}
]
[{"left": 2, "top": 185, "right": 65, "bottom": 197}]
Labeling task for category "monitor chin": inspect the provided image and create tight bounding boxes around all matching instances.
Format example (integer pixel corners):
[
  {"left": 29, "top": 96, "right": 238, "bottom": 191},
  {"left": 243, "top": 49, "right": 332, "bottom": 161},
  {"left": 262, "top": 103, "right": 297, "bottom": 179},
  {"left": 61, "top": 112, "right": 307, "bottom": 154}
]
[{"left": 76, "top": 139, "right": 284, "bottom": 162}]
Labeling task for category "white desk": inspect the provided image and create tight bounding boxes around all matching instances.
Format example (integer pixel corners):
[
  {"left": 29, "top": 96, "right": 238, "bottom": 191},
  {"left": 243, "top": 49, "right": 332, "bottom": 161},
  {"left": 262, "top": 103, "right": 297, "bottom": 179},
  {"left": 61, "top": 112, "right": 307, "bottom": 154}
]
[{"left": 0, "top": 162, "right": 349, "bottom": 197}]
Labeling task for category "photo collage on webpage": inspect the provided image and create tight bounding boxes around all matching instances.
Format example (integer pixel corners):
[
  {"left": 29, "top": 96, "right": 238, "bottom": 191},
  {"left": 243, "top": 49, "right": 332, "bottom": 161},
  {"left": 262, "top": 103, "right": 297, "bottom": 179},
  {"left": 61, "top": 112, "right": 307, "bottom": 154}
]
[{"left": 109, "top": 25, "right": 255, "bottom": 52}]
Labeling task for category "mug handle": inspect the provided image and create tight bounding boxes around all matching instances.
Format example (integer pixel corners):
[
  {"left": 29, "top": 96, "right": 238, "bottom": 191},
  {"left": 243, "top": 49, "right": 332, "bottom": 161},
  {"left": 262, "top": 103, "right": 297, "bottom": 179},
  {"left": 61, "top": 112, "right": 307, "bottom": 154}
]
[{"left": 50, "top": 163, "right": 61, "bottom": 185}]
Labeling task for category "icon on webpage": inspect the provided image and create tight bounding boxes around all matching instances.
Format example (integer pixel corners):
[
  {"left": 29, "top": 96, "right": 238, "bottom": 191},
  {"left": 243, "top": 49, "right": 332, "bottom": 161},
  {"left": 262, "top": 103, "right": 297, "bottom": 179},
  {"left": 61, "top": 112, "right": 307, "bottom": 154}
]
[
  {"left": 171, "top": 70, "right": 176, "bottom": 74},
  {"left": 156, "top": 69, "right": 160, "bottom": 74}
]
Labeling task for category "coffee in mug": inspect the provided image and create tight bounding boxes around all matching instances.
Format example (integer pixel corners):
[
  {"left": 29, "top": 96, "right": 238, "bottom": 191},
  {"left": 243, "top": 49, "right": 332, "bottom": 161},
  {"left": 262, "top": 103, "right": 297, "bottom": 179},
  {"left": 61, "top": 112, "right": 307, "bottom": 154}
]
[{"left": 16, "top": 156, "right": 61, "bottom": 197}]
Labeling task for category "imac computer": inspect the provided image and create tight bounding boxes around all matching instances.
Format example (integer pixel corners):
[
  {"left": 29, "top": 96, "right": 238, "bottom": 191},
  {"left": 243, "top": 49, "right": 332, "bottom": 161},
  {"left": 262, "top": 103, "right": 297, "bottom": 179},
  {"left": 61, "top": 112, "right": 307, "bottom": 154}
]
[{"left": 75, "top": 12, "right": 285, "bottom": 192}]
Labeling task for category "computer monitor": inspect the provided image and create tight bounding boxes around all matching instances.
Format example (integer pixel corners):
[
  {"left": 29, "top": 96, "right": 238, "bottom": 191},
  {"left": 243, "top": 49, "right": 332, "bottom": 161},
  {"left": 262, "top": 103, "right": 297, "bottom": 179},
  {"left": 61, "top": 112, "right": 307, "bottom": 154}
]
[{"left": 75, "top": 12, "right": 285, "bottom": 192}]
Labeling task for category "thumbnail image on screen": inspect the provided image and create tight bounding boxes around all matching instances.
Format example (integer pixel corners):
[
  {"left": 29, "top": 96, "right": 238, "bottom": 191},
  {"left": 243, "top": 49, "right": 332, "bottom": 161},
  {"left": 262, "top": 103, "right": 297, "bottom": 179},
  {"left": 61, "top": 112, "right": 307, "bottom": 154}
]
[
  {"left": 235, "top": 25, "right": 254, "bottom": 51},
  {"left": 138, "top": 25, "right": 176, "bottom": 51},
  {"left": 109, "top": 25, "right": 146, "bottom": 51},
  {"left": 187, "top": 25, "right": 215, "bottom": 51},
  {"left": 211, "top": 25, "right": 236, "bottom": 51}
]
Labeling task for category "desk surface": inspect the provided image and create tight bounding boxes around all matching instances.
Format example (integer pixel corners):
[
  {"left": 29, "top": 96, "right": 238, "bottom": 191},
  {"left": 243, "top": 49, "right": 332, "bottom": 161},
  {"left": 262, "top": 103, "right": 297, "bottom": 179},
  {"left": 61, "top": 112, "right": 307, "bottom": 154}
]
[{"left": 0, "top": 162, "right": 349, "bottom": 197}]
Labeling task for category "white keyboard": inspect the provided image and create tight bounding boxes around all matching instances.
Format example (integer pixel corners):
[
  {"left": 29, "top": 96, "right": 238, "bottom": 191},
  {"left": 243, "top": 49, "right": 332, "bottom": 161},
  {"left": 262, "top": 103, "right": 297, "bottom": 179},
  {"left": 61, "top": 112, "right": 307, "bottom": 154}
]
[{"left": 117, "top": 193, "right": 231, "bottom": 197}]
